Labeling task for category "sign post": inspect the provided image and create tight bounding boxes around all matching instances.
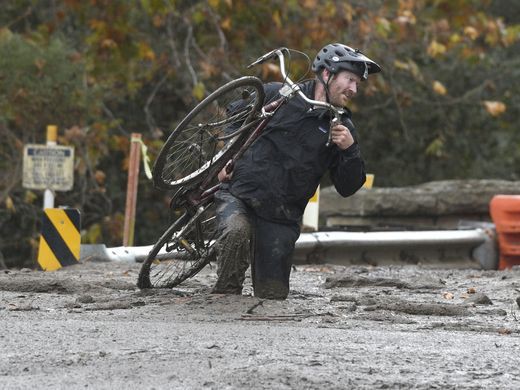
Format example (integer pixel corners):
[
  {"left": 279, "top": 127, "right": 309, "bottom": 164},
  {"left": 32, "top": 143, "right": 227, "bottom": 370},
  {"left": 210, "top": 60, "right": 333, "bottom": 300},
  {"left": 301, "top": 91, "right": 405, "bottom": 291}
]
[
  {"left": 44, "top": 125, "right": 57, "bottom": 208},
  {"left": 23, "top": 125, "right": 79, "bottom": 271}
]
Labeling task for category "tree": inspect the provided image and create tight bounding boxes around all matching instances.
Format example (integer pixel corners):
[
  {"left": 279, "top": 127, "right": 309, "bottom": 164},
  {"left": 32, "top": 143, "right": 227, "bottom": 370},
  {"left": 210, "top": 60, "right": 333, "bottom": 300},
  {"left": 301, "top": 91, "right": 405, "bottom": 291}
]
[{"left": 0, "top": 0, "right": 519, "bottom": 267}]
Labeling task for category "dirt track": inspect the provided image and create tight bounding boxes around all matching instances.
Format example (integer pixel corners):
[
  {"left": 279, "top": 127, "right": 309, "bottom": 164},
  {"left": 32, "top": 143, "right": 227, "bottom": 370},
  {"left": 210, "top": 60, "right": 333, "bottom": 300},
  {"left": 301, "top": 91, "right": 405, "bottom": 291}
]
[{"left": 1, "top": 260, "right": 520, "bottom": 389}]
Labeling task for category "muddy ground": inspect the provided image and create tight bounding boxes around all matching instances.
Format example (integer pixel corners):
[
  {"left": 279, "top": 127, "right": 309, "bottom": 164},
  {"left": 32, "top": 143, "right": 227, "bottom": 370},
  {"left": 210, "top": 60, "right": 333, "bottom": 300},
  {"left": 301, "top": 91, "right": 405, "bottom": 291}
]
[{"left": 1, "top": 259, "right": 519, "bottom": 389}]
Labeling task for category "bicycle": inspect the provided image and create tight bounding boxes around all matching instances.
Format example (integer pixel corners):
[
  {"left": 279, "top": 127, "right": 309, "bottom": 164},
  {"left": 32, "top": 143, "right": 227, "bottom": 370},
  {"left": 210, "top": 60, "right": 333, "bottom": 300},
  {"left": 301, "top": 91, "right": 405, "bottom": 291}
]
[{"left": 137, "top": 47, "right": 346, "bottom": 289}]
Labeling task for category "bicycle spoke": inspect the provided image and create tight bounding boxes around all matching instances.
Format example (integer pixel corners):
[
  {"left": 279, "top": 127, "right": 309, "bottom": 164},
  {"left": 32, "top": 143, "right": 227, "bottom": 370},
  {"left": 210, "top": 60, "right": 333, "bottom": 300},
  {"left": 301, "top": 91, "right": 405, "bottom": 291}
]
[{"left": 138, "top": 202, "right": 218, "bottom": 289}]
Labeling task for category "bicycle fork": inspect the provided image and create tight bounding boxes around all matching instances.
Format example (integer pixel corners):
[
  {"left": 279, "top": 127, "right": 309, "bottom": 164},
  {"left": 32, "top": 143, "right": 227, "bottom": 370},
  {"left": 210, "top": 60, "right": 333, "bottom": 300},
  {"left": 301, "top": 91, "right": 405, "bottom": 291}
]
[{"left": 176, "top": 205, "right": 208, "bottom": 254}]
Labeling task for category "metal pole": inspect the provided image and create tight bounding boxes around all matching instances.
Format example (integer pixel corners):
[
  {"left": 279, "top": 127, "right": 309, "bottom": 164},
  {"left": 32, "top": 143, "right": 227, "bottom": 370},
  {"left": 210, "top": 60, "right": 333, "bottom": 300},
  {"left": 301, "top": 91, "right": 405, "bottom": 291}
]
[
  {"left": 123, "top": 133, "right": 142, "bottom": 246},
  {"left": 43, "top": 125, "right": 57, "bottom": 209}
]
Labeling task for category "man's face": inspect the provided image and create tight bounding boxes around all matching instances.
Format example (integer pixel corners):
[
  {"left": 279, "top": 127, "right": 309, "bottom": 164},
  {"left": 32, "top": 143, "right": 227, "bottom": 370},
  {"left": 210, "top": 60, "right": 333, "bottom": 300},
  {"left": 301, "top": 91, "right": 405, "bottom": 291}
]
[{"left": 325, "top": 69, "right": 361, "bottom": 107}]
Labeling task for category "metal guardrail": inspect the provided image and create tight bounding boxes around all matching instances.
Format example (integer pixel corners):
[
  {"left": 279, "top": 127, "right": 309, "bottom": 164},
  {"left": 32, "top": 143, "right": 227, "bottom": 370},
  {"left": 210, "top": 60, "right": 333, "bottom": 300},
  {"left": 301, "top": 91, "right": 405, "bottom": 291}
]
[
  {"left": 80, "top": 226, "right": 498, "bottom": 270},
  {"left": 292, "top": 228, "right": 497, "bottom": 269}
]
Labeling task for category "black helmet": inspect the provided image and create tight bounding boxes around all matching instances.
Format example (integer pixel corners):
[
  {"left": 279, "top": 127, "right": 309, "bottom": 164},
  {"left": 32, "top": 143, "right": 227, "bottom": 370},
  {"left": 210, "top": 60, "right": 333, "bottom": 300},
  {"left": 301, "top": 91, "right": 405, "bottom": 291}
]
[{"left": 312, "top": 43, "right": 381, "bottom": 81}]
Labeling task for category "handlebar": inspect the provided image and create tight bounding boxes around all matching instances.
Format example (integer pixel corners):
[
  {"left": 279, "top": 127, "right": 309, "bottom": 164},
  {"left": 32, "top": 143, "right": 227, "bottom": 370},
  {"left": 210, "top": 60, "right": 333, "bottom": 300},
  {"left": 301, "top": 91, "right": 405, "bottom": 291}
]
[{"left": 248, "top": 48, "right": 344, "bottom": 146}]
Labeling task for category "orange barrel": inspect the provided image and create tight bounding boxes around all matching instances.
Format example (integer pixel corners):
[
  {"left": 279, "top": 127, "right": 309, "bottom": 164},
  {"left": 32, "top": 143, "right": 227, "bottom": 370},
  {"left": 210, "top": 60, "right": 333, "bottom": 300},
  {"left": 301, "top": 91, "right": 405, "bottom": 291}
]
[{"left": 490, "top": 195, "right": 520, "bottom": 269}]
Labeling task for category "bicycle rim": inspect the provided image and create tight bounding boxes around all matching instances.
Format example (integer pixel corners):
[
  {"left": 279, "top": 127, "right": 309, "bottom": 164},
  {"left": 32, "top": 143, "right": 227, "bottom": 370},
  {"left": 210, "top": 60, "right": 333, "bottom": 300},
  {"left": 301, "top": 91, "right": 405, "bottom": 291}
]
[
  {"left": 137, "top": 202, "right": 218, "bottom": 289},
  {"left": 153, "top": 76, "right": 265, "bottom": 190}
]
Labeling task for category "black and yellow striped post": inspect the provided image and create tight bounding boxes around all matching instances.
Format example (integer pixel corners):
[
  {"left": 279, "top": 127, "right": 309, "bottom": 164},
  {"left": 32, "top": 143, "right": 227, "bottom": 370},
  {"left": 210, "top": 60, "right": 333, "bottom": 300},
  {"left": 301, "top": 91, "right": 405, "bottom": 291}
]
[{"left": 38, "top": 208, "right": 81, "bottom": 271}]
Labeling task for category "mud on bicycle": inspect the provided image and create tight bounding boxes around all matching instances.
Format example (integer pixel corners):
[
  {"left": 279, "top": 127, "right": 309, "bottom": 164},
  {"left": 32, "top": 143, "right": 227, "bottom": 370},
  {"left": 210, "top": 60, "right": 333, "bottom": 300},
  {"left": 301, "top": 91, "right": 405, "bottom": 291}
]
[{"left": 137, "top": 47, "right": 354, "bottom": 290}]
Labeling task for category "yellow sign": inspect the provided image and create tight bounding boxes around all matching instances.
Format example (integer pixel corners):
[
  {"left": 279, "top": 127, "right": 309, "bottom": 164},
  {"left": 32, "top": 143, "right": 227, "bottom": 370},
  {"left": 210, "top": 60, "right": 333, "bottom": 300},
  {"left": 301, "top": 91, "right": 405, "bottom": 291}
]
[
  {"left": 38, "top": 208, "right": 81, "bottom": 271},
  {"left": 23, "top": 144, "right": 74, "bottom": 191},
  {"left": 363, "top": 174, "right": 375, "bottom": 189}
]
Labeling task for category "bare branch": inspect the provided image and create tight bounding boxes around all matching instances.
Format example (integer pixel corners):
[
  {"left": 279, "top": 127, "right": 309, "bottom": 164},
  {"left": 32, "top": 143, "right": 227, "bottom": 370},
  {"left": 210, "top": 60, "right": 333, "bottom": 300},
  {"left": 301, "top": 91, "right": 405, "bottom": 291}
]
[
  {"left": 144, "top": 73, "right": 169, "bottom": 134},
  {"left": 205, "top": 2, "right": 228, "bottom": 51},
  {"left": 190, "top": 38, "right": 234, "bottom": 82},
  {"left": 2, "top": 6, "right": 32, "bottom": 29},
  {"left": 387, "top": 69, "right": 410, "bottom": 141},
  {"left": 166, "top": 12, "right": 182, "bottom": 69},
  {"left": 183, "top": 20, "right": 198, "bottom": 87},
  {"left": 0, "top": 126, "right": 23, "bottom": 205},
  {"left": 102, "top": 104, "right": 129, "bottom": 136}
]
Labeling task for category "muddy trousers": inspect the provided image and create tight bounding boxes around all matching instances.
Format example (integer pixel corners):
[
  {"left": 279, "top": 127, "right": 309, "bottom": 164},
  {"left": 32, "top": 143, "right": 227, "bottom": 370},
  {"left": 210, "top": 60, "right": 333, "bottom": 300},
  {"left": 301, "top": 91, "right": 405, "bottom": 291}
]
[{"left": 212, "top": 189, "right": 300, "bottom": 299}]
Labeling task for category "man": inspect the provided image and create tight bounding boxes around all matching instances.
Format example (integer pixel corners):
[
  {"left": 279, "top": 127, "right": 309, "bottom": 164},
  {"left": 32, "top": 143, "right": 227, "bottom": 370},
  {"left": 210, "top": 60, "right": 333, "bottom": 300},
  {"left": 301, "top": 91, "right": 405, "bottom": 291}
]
[{"left": 212, "top": 43, "right": 381, "bottom": 299}]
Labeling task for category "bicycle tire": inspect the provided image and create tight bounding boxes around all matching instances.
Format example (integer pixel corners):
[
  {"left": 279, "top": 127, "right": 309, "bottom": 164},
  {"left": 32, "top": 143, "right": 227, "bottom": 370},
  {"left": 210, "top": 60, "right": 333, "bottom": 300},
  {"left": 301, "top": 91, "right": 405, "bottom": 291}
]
[
  {"left": 137, "top": 202, "right": 218, "bottom": 289},
  {"left": 153, "top": 76, "right": 265, "bottom": 190}
]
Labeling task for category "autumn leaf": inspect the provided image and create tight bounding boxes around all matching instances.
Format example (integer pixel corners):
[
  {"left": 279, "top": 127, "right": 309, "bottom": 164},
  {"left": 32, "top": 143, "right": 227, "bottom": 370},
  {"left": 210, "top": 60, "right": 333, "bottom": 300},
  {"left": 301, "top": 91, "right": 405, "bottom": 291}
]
[
  {"left": 393, "top": 59, "right": 409, "bottom": 70},
  {"left": 192, "top": 82, "right": 206, "bottom": 101},
  {"left": 85, "top": 223, "right": 102, "bottom": 243},
  {"left": 343, "top": 4, "right": 354, "bottom": 22},
  {"left": 359, "top": 19, "right": 372, "bottom": 36},
  {"left": 449, "top": 33, "right": 462, "bottom": 44},
  {"left": 426, "top": 137, "right": 445, "bottom": 157},
  {"left": 0, "top": 27, "right": 13, "bottom": 43},
  {"left": 207, "top": 0, "right": 220, "bottom": 9},
  {"left": 432, "top": 80, "right": 447, "bottom": 95},
  {"left": 138, "top": 42, "right": 155, "bottom": 61},
  {"left": 396, "top": 10, "right": 416, "bottom": 25},
  {"left": 5, "top": 196, "right": 15, "bottom": 212},
  {"left": 303, "top": 0, "right": 317, "bottom": 9},
  {"left": 64, "top": 125, "right": 85, "bottom": 142},
  {"left": 261, "top": 63, "right": 280, "bottom": 79},
  {"left": 220, "top": 17, "right": 232, "bottom": 31},
  {"left": 24, "top": 191, "right": 37, "bottom": 204},
  {"left": 464, "top": 26, "right": 479, "bottom": 40},
  {"left": 427, "top": 40, "right": 446, "bottom": 57},
  {"left": 272, "top": 10, "right": 282, "bottom": 28},
  {"left": 101, "top": 38, "right": 117, "bottom": 49},
  {"left": 152, "top": 15, "right": 164, "bottom": 28},
  {"left": 483, "top": 101, "right": 506, "bottom": 117},
  {"left": 94, "top": 170, "right": 106, "bottom": 185},
  {"left": 376, "top": 17, "right": 391, "bottom": 38},
  {"left": 200, "top": 61, "right": 219, "bottom": 78},
  {"left": 34, "top": 58, "right": 46, "bottom": 71}
]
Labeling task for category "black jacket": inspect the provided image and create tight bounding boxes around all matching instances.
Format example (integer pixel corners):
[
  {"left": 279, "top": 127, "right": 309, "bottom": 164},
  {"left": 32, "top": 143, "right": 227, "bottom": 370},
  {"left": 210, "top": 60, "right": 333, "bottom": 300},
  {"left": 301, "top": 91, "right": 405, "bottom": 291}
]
[{"left": 227, "top": 79, "right": 366, "bottom": 223}]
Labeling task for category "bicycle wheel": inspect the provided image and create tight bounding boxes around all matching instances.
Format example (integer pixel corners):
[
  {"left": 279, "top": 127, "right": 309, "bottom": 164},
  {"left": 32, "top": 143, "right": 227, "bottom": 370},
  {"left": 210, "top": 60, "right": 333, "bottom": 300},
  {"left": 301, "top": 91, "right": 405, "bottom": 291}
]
[
  {"left": 153, "top": 76, "right": 265, "bottom": 190},
  {"left": 137, "top": 201, "right": 218, "bottom": 289}
]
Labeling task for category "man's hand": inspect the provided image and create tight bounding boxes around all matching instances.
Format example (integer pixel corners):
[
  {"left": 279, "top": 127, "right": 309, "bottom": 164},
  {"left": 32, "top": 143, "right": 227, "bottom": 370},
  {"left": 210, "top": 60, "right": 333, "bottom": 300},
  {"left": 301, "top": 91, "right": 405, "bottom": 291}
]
[
  {"left": 330, "top": 124, "right": 355, "bottom": 150},
  {"left": 218, "top": 160, "right": 234, "bottom": 182}
]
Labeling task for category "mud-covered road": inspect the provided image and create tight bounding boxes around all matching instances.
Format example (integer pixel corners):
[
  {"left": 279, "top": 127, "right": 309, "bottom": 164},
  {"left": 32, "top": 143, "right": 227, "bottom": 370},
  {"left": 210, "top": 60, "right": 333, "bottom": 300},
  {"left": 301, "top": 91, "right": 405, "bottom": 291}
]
[{"left": 1, "top": 260, "right": 519, "bottom": 389}]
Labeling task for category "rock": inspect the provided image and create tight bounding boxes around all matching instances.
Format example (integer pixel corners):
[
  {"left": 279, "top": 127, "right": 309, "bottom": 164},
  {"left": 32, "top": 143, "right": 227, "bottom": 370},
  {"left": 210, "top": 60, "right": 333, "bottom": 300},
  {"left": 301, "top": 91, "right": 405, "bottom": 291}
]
[
  {"left": 64, "top": 302, "right": 82, "bottom": 309},
  {"left": 323, "top": 275, "right": 443, "bottom": 290},
  {"left": 516, "top": 296, "right": 520, "bottom": 308},
  {"left": 364, "top": 302, "right": 469, "bottom": 317},
  {"left": 76, "top": 295, "right": 95, "bottom": 304},
  {"left": 466, "top": 293, "right": 493, "bottom": 305}
]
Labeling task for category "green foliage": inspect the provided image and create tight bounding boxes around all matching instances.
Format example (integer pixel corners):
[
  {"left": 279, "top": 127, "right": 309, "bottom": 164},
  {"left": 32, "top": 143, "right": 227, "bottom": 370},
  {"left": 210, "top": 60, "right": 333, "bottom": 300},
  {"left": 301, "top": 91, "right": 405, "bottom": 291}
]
[{"left": 0, "top": 32, "right": 91, "bottom": 136}]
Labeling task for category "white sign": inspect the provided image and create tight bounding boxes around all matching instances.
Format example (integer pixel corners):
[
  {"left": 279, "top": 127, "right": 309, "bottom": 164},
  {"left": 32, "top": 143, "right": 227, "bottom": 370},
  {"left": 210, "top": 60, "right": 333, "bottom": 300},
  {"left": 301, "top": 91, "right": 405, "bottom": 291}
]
[{"left": 23, "top": 144, "right": 75, "bottom": 191}]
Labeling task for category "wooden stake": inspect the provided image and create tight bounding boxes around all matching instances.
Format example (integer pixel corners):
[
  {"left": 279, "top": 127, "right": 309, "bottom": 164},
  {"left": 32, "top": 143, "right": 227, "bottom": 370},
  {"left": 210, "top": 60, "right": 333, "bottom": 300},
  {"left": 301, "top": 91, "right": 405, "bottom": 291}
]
[{"left": 123, "top": 133, "right": 142, "bottom": 246}]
